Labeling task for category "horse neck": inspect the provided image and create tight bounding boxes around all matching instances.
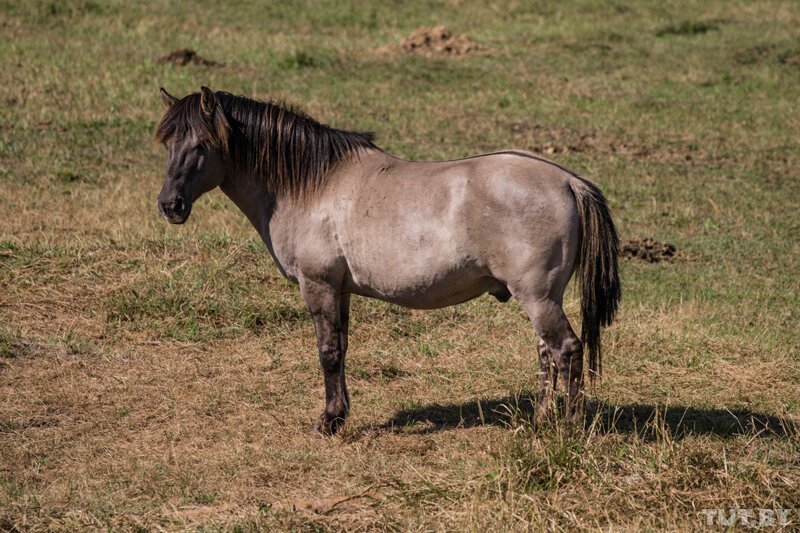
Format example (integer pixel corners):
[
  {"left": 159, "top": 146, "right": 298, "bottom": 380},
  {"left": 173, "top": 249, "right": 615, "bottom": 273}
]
[{"left": 219, "top": 167, "right": 275, "bottom": 236}]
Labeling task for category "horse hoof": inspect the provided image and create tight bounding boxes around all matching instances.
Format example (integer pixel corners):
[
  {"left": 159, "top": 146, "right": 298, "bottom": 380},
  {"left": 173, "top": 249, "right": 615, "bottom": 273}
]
[{"left": 312, "top": 413, "right": 345, "bottom": 437}]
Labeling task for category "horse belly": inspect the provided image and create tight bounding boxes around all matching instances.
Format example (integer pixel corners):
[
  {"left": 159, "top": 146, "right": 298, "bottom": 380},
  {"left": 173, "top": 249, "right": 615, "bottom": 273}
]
[
  {"left": 340, "top": 220, "right": 496, "bottom": 309},
  {"left": 346, "top": 262, "right": 497, "bottom": 309}
]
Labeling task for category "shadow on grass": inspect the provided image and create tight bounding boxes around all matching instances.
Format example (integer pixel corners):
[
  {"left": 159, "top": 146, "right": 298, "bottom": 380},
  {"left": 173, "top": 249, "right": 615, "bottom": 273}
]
[{"left": 377, "top": 394, "right": 797, "bottom": 440}]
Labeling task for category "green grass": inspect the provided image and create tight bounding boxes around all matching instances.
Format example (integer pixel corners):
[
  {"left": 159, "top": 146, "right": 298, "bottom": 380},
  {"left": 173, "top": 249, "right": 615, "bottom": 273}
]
[{"left": 1, "top": 0, "right": 799, "bottom": 530}]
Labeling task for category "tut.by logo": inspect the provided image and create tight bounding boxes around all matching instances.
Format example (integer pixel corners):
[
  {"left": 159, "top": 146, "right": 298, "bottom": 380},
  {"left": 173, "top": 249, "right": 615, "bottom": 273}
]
[{"left": 701, "top": 509, "right": 793, "bottom": 527}]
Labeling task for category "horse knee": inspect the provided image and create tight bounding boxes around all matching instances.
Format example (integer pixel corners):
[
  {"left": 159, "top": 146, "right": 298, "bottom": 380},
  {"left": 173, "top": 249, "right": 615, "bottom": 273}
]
[
  {"left": 537, "top": 338, "right": 549, "bottom": 355},
  {"left": 565, "top": 336, "right": 583, "bottom": 358},
  {"left": 538, "top": 338, "right": 554, "bottom": 371},
  {"left": 318, "top": 344, "right": 343, "bottom": 373}
]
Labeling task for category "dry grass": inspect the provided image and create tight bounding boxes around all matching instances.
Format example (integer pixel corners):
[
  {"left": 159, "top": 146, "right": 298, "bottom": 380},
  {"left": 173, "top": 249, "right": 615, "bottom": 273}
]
[{"left": 1, "top": 0, "right": 799, "bottom": 530}]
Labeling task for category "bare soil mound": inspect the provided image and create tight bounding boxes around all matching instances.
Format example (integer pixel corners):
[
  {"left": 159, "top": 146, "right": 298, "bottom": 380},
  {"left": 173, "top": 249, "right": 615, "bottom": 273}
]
[
  {"left": 621, "top": 238, "right": 678, "bottom": 263},
  {"left": 159, "top": 48, "right": 220, "bottom": 67},
  {"left": 397, "top": 25, "right": 492, "bottom": 56}
]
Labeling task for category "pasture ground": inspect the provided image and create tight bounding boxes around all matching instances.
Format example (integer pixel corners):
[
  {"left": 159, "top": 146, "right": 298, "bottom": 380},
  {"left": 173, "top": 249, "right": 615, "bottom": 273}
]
[{"left": 1, "top": 1, "right": 798, "bottom": 530}]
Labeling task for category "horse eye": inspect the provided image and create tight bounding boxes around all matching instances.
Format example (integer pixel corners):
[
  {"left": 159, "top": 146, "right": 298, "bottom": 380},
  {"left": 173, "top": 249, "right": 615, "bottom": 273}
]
[{"left": 194, "top": 144, "right": 205, "bottom": 153}]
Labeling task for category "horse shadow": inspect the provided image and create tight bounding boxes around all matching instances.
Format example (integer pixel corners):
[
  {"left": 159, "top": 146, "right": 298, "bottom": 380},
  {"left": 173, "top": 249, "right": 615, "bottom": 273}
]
[{"left": 375, "top": 393, "right": 797, "bottom": 440}]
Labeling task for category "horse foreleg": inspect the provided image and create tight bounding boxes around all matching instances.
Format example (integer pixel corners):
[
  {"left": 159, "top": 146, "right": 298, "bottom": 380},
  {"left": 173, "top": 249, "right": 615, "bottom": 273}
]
[
  {"left": 301, "top": 279, "right": 349, "bottom": 436},
  {"left": 339, "top": 293, "right": 351, "bottom": 413}
]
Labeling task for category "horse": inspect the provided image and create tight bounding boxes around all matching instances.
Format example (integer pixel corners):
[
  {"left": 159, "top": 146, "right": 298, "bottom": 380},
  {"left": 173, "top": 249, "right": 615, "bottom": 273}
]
[{"left": 154, "top": 87, "right": 621, "bottom": 436}]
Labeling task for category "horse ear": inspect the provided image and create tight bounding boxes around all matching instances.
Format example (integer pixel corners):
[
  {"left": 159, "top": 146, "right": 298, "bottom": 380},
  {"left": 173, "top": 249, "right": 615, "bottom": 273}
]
[
  {"left": 160, "top": 87, "right": 178, "bottom": 108},
  {"left": 199, "top": 86, "right": 230, "bottom": 150},
  {"left": 200, "top": 86, "right": 216, "bottom": 116}
]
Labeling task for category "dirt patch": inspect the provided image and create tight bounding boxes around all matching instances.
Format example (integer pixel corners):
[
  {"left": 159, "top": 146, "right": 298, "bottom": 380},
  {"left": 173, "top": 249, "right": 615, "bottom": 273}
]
[
  {"left": 510, "top": 123, "right": 576, "bottom": 154},
  {"left": 655, "top": 20, "right": 719, "bottom": 37},
  {"left": 735, "top": 45, "right": 800, "bottom": 67},
  {"left": 734, "top": 45, "right": 775, "bottom": 65},
  {"left": 508, "top": 123, "right": 656, "bottom": 158},
  {"left": 508, "top": 123, "right": 595, "bottom": 155},
  {"left": 620, "top": 238, "right": 679, "bottom": 263},
  {"left": 505, "top": 121, "right": 734, "bottom": 166},
  {"left": 778, "top": 49, "right": 800, "bottom": 66},
  {"left": 395, "top": 25, "right": 492, "bottom": 56},
  {"left": 159, "top": 48, "right": 221, "bottom": 67}
]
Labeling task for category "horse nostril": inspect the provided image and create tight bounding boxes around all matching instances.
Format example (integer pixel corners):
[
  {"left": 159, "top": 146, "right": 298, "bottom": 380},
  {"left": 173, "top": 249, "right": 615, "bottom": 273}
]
[{"left": 172, "top": 197, "right": 184, "bottom": 213}]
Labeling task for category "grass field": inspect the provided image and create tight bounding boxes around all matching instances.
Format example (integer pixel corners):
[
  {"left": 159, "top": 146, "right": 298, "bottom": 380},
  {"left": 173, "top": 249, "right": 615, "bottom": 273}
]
[{"left": 1, "top": 0, "right": 799, "bottom": 530}]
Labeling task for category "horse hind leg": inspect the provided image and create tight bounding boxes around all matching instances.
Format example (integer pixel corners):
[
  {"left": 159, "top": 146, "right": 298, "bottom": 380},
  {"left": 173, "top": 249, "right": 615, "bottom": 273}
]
[
  {"left": 520, "top": 296, "right": 584, "bottom": 423},
  {"left": 536, "top": 338, "right": 558, "bottom": 423}
]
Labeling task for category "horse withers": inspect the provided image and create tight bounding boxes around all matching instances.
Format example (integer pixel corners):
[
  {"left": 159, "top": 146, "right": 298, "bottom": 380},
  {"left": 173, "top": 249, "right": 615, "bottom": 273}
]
[{"left": 155, "top": 87, "right": 621, "bottom": 436}]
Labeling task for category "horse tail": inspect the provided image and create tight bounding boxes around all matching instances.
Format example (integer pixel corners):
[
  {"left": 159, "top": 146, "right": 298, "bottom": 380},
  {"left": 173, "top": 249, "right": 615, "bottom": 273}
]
[{"left": 568, "top": 176, "right": 621, "bottom": 381}]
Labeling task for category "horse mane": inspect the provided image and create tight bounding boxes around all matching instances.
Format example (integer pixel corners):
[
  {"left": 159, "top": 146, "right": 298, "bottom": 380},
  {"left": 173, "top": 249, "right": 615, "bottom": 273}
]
[{"left": 155, "top": 91, "right": 377, "bottom": 199}]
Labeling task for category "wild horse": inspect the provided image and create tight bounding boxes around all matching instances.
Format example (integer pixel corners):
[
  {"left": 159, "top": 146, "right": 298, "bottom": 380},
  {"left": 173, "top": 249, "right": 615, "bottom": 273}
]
[{"left": 155, "top": 87, "right": 621, "bottom": 435}]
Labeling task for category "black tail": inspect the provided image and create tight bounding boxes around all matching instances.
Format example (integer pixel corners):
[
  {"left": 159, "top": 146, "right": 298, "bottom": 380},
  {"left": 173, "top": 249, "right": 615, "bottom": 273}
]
[{"left": 568, "top": 177, "right": 621, "bottom": 381}]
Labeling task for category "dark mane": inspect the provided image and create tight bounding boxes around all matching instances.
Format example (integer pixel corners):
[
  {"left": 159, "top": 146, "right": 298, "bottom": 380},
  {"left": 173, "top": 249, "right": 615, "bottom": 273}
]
[{"left": 155, "top": 91, "right": 377, "bottom": 199}]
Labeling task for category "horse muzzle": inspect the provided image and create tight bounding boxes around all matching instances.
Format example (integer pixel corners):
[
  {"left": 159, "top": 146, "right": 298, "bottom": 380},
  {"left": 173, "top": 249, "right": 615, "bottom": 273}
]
[{"left": 157, "top": 195, "right": 192, "bottom": 224}]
